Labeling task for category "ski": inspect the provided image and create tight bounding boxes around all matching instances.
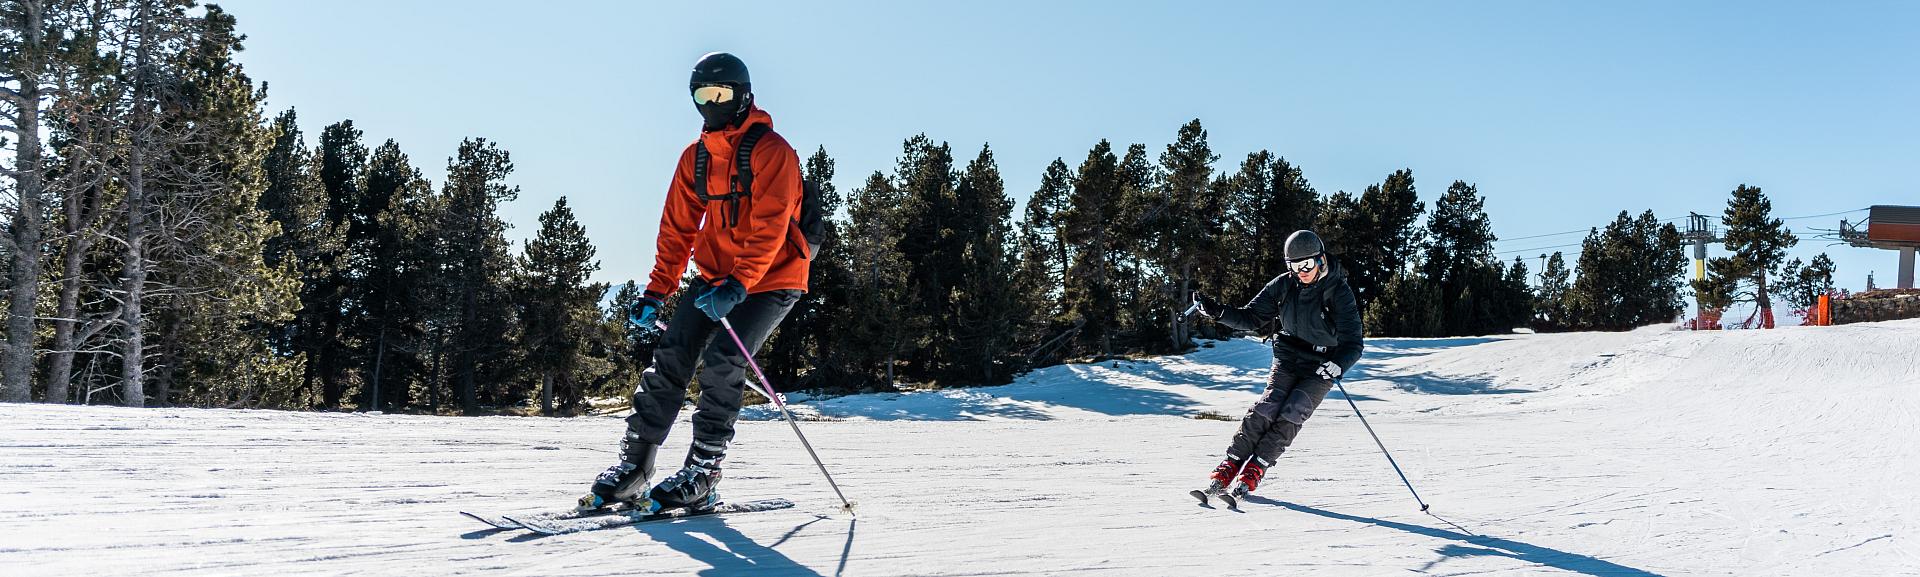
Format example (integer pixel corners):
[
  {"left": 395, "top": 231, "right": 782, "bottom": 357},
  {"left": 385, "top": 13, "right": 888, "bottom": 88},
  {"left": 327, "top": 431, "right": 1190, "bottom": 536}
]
[
  {"left": 1190, "top": 488, "right": 1215, "bottom": 507},
  {"left": 1218, "top": 489, "right": 1240, "bottom": 510},
  {"left": 459, "top": 505, "right": 626, "bottom": 531},
  {"left": 505, "top": 498, "right": 797, "bottom": 536},
  {"left": 459, "top": 510, "right": 521, "bottom": 530}
]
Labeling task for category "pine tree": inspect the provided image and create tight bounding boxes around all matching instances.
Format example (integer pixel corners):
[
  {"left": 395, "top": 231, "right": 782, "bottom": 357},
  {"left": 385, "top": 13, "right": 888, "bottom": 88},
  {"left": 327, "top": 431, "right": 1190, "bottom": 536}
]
[
  {"left": 435, "top": 138, "right": 521, "bottom": 414},
  {"left": 307, "top": 120, "right": 368, "bottom": 408},
  {"left": 1504, "top": 256, "right": 1535, "bottom": 329},
  {"left": 1366, "top": 274, "right": 1441, "bottom": 337},
  {"left": 1150, "top": 120, "right": 1219, "bottom": 351},
  {"left": 1221, "top": 151, "right": 1275, "bottom": 296},
  {"left": 1111, "top": 143, "right": 1163, "bottom": 350},
  {"left": 763, "top": 147, "right": 844, "bottom": 388},
  {"left": 891, "top": 135, "right": 958, "bottom": 378},
  {"left": 142, "top": 4, "right": 299, "bottom": 407},
  {"left": 1061, "top": 139, "right": 1120, "bottom": 357},
  {"left": 1315, "top": 191, "right": 1363, "bottom": 262},
  {"left": 111, "top": 0, "right": 200, "bottom": 407},
  {"left": 1009, "top": 160, "right": 1074, "bottom": 366},
  {"left": 351, "top": 140, "right": 437, "bottom": 411},
  {"left": 948, "top": 144, "right": 1019, "bottom": 383},
  {"left": 830, "top": 171, "right": 915, "bottom": 389},
  {"left": 1694, "top": 184, "right": 1797, "bottom": 328},
  {"left": 1568, "top": 211, "right": 1686, "bottom": 329},
  {"left": 1422, "top": 180, "right": 1501, "bottom": 335},
  {"left": 1321, "top": 171, "right": 1425, "bottom": 332},
  {"left": 605, "top": 280, "right": 649, "bottom": 391},
  {"left": 1010, "top": 159, "right": 1075, "bottom": 350},
  {"left": 1777, "top": 253, "right": 1837, "bottom": 313},
  {"left": 1224, "top": 153, "right": 1318, "bottom": 298},
  {"left": 1334, "top": 170, "right": 1425, "bottom": 334},
  {"left": 517, "top": 197, "right": 600, "bottom": 415},
  {"left": 1271, "top": 157, "right": 1320, "bottom": 243},
  {"left": 0, "top": 0, "right": 69, "bottom": 401},
  {"left": 257, "top": 109, "right": 333, "bottom": 402},
  {"left": 1364, "top": 170, "right": 1427, "bottom": 282},
  {"left": 1535, "top": 251, "right": 1571, "bottom": 330},
  {"left": 41, "top": 5, "right": 118, "bottom": 404}
]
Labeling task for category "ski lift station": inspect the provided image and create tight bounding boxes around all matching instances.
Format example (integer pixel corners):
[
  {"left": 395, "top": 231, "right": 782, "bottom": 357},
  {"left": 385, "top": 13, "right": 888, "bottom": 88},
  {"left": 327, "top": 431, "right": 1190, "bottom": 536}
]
[{"left": 1840, "top": 205, "right": 1920, "bottom": 289}]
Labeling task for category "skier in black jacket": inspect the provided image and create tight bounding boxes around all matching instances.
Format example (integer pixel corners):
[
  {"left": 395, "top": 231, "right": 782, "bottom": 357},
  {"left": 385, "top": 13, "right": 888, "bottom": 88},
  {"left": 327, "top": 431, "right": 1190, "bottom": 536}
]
[{"left": 1191, "top": 229, "right": 1364, "bottom": 502}]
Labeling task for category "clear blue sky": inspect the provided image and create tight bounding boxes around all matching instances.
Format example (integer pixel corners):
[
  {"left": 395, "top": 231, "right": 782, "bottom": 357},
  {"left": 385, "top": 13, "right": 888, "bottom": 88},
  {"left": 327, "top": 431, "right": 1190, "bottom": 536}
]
[{"left": 220, "top": 0, "right": 1918, "bottom": 292}]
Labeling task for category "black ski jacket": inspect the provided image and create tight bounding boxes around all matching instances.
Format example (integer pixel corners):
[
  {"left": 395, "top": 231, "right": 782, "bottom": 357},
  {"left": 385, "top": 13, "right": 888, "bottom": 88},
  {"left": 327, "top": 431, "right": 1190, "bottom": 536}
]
[{"left": 1215, "top": 258, "right": 1365, "bottom": 377}]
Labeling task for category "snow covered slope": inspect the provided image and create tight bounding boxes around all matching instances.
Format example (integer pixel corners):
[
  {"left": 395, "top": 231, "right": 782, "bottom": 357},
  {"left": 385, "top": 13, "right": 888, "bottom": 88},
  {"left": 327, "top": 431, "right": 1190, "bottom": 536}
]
[{"left": 3, "top": 321, "right": 1916, "bottom": 576}]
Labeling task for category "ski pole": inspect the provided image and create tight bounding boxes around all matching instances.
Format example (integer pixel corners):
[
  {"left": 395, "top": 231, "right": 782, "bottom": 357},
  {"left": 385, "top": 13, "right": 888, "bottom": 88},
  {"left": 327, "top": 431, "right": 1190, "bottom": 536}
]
[
  {"left": 719, "top": 317, "right": 857, "bottom": 515},
  {"left": 1333, "top": 377, "right": 1430, "bottom": 512}
]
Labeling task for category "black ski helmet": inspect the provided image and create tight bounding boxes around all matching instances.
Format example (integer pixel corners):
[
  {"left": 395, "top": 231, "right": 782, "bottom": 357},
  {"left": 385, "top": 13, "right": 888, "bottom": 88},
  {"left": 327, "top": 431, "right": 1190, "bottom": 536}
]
[
  {"left": 1284, "top": 230, "right": 1325, "bottom": 262},
  {"left": 690, "top": 52, "right": 751, "bottom": 89},
  {"left": 690, "top": 52, "right": 753, "bottom": 130}
]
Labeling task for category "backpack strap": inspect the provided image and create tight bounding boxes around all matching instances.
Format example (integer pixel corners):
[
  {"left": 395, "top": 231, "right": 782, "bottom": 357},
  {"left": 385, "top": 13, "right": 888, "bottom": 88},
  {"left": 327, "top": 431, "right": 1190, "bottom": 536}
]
[
  {"left": 692, "top": 143, "right": 712, "bottom": 202},
  {"left": 733, "top": 123, "right": 769, "bottom": 197},
  {"left": 689, "top": 124, "right": 771, "bottom": 228}
]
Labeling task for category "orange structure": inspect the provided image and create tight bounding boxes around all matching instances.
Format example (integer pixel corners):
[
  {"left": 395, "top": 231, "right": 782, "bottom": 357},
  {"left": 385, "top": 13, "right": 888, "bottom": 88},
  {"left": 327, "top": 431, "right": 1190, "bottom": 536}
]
[{"left": 1810, "top": 294, "right": 1832, "bottom": 326}]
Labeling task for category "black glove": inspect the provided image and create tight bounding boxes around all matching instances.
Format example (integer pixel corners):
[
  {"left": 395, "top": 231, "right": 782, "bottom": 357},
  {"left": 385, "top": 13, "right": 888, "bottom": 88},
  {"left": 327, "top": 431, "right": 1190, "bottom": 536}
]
[
  {"left": 628, "top": 294, "right": 665, "bottom": 341},
  {"left": 694, "top": 277, "right": 747, "bottom": 321},
  {"left": 1192, "top": 291, "right": 1226, "bottom": 318}
]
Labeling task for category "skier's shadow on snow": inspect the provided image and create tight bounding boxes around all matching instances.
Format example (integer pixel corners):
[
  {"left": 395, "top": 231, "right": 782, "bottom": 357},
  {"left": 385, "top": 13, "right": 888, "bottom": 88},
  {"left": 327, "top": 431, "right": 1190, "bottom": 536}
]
[
  {"left": 1245, "top": 496, "right": 1665, "bottom": 577},
  {"left": 635, "top": 516, "right": 832, "bottom": 577}
]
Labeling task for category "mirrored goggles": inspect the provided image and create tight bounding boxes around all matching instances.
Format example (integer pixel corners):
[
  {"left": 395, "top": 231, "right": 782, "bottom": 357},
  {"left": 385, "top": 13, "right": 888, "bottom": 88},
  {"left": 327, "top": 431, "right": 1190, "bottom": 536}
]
[
  {"left": 1288, "top": 256, "right": 1320, "bottom": 274},
  {"left": 692, "top": 84, "right": 737, "bottom": 105}
]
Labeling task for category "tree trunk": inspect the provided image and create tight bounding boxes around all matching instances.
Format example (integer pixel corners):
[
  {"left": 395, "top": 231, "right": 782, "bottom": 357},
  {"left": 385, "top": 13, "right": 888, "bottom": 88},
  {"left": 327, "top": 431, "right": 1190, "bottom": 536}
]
[
  {"left": 1171, "top": 266, "right": 1191, "bottom": 352},
  {"left": 541, "top": 372, "right": 553, "bottom": 416},
  {"left": 47, "top": 182, "right": 96, "bottom": 404},
  {"left": 884, "top": 350, "right": 896, "bottom": 390},
  {"left": 320, "top": 311, "right": 342, "bottom": 409},
  {"left": 1755, "top": 274, "right": 1775, "bottom": 329},
  {"left": 152, "top": 325, "right": 173, "bottom": 407},
  {"left": 458, "top": 282, "right": 478, "bottom": 414},
  {"left": 119, "top": 0, "right": 159, "bottom": 408},
  {"left": 3, "top": 1, "right": 48, "bottom": 402},
  {"left": 121, "top": 147, "right": 149, "bottom": 408},
  {"left": 298, "top": 325, "right": 316, "bottom": 407},
  {"left": 428, "top": 328, "right": 443, "bottom": 411},
  {"left": 368, "top": 329, "right": 386, "bottom": 411}
]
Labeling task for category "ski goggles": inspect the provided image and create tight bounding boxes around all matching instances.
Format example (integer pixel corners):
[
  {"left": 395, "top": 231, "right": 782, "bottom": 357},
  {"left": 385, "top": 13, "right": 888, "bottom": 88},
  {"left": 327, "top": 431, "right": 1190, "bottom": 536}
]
[
  {"left": 1288, "top": 256, "right": 1320, "bottom": 274},
  {"left": 692, "top": 84, "right": 737, "bottom": 105}
]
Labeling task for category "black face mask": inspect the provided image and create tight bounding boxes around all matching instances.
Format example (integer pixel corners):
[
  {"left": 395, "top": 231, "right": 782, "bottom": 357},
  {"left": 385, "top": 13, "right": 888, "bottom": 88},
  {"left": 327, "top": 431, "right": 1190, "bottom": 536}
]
[{"left": 697, "top": 96, "right": 748, "bottom": 132}]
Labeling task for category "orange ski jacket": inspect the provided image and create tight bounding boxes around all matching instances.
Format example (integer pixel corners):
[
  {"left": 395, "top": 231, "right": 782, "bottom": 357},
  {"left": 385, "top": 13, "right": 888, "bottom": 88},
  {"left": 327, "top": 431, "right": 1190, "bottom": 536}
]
[{"left": 644, "top": 106, "right": 810, "bottom": 299}]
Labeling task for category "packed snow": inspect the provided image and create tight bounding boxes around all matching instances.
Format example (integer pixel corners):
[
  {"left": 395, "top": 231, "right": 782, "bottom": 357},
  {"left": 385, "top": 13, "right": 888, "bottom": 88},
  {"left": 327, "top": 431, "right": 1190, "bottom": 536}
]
[{"left": 3, "top": 320, "right": 1916, "bottom": 576}]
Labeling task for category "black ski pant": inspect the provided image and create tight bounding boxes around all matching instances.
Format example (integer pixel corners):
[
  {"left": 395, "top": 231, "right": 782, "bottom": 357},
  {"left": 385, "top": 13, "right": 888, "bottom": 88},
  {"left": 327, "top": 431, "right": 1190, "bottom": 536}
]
[
  {"left": 1225, "top": 360, "right": 1335, "bottom": 466},
  {"left": 626, "top": 288, "right": 800, "bottom": 455}
]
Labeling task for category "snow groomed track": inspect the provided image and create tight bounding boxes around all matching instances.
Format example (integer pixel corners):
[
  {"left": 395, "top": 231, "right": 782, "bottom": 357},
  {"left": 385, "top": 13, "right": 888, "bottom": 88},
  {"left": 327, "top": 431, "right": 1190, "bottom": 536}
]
[{"left": 3, "top": 320, "right": 1915, "bottom": 575}]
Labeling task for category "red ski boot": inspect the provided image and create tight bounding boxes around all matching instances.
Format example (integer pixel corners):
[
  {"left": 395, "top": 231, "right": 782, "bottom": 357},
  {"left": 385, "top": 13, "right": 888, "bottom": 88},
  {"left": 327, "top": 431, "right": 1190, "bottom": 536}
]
[
  {"left": 1235, "top": 459, "right": 1268, "bottom": 495},
  {"left": 1190, "top": 457, "right": 1243, "bottom": 506}
]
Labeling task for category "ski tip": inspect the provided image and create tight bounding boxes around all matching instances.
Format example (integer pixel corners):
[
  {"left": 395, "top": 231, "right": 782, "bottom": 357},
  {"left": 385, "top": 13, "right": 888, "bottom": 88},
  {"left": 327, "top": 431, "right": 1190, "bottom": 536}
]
[{"left": 459, "top": 511, "right": 515, "bottom": 530}]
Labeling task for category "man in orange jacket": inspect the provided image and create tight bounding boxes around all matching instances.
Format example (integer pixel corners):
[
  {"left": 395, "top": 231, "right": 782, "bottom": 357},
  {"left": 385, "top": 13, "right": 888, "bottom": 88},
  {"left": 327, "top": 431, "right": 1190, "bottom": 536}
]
[{"left": 583, "top": 52, "right": 810, "bottom": 513}]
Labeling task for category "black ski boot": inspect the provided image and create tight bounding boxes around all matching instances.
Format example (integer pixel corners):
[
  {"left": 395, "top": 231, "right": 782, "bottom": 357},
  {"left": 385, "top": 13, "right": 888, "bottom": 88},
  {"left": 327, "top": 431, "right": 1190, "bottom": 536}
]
[
  {"left": 580, "top": 429, "right": 659, "bottom": 511},
  {"left": 646, "top": 441, "right": 725, "bottom": 513}
]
